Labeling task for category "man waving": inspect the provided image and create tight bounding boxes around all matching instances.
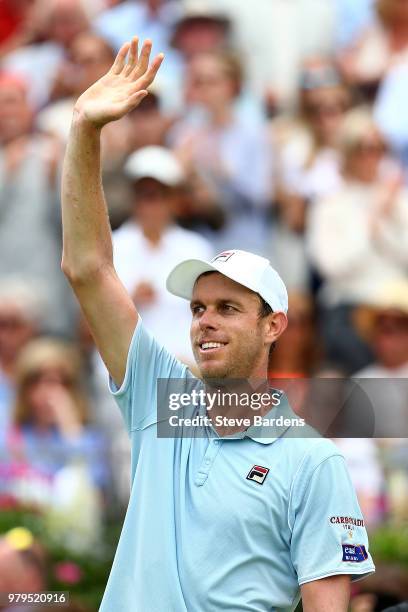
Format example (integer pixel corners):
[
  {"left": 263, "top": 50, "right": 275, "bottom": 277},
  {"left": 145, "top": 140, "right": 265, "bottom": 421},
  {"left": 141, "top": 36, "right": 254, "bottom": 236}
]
[{"left": 61, "top": 38, "right": 374, "bottom": 612}]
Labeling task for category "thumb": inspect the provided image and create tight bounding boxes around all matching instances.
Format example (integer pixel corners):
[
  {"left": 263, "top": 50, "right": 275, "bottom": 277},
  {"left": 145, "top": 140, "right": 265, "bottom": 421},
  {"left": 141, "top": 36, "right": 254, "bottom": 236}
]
[{"left": 127, "top": 89, "right": 149, "bottom": 111}]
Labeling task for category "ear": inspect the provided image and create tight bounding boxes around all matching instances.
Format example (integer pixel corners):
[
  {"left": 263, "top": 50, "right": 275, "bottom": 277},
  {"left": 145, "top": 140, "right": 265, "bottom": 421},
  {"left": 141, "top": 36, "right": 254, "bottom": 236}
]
[{"left": 263, "top": 311, "right": 288, "bottom": 346}]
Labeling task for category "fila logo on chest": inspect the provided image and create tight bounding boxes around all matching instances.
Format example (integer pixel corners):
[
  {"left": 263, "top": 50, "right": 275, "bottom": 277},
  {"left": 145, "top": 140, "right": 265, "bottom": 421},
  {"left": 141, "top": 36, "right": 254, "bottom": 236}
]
[{"left": 246, "top": 465, "right": 269, "bottom": 485}]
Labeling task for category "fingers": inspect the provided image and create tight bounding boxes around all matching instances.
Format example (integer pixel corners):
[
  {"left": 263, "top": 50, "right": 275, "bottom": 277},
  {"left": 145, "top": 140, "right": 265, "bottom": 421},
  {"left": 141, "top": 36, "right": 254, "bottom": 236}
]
[
  {"left": 138, "top": 53, "right": 165, "bottom": 88},
  {"left": 129, "top": 38, "right": 152, "bottom": 79},
  {"left": 138, "top": 39, "right": 152, "bottom": 74},
  {"left": 124, "top": 89, "right": 149, "bottom": 113},
  {"left": 111, "top": 41, "right": 131, "bottom": 75},
  {"left": 124, "top": 36, "right": 139, "bottom": 76},
  {"left": 110, "top": 37, "right": 164, "bottom": 90}
]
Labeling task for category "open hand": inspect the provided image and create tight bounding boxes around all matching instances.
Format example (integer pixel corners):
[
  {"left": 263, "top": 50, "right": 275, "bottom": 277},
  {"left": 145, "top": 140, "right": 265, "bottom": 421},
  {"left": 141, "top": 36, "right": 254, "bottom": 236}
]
[{"left": 74, "top": 37, "right": 164, "bottom": 128}]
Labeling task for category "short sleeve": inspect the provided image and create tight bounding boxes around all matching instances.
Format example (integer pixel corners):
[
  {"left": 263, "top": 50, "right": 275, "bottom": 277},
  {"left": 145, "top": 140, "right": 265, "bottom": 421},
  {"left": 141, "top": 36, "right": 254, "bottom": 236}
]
[
  {"left": 289, "top": 450, "right": 375, "bottom": 585},
  {"left": 109, "top": 319, "right": 190, "bottom": 432}
]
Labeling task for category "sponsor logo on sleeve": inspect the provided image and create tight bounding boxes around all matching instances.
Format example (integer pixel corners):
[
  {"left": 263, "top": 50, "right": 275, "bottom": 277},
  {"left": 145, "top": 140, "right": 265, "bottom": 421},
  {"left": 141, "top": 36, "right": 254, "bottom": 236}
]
[
  {"left": 330, "top": 516, "right": 364, "bottom": 538},
  {"left": 342, "top": 544, "right": 368, "bottom": 563},
  {"left": 330, "top": 516, "right": 365, "bottom": 527}
]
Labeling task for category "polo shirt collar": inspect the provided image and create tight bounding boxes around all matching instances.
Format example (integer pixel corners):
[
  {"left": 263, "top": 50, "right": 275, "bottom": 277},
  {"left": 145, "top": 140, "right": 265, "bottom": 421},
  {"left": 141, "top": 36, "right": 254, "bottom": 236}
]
[{"left": 207, "top": 390, "right": 294, "bottom": 445}]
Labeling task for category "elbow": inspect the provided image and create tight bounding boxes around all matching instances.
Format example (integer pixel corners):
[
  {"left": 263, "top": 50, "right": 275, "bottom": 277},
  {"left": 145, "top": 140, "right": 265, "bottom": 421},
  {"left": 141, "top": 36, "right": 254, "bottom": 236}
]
[{"left": 61, "top": 255, "right": 112, "bottom": 285}]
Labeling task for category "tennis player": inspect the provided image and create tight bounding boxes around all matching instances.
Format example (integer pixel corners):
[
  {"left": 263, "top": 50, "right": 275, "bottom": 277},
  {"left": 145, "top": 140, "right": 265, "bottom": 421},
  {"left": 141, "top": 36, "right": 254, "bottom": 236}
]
[{"left": 61, "top": 37, "right": 375, "bottom": 612}]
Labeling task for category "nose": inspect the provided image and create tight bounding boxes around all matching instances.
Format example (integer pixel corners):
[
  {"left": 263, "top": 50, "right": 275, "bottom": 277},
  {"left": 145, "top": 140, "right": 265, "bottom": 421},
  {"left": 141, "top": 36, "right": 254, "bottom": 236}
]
[{"left": 198, "top": 307, "right": 219, "bottom": 331}]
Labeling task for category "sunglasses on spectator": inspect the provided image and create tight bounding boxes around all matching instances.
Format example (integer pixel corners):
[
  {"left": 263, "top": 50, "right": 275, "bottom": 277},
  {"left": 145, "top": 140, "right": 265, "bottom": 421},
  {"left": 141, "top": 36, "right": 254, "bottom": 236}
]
[
  {"left": 0, "top": 316, "right": 28, "bottom": 330},
  {"left": 353, "top": 141, "right": 385, "bottom": 155},
  {"left": 24, "top": 370, "right": 74, "bottom": 388},
  {"left": 307, "top": 102, "right": 346, "bottom": 117}
]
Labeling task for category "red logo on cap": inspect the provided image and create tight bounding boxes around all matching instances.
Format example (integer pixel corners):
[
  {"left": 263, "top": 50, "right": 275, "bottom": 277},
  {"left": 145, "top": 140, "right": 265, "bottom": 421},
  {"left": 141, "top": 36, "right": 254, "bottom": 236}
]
[{"left": 211, "top": 251, "right": 235, "bottom": 263}]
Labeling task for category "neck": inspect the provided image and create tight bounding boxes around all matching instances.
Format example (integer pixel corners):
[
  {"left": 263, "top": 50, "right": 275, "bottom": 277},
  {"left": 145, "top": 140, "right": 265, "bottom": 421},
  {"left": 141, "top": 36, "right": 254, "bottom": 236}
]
[
  {"left": 141, "top": 225, "right": 165, "bottom": 245},
  {"left": 210, "top": 105, "right": 233, "bottom": 127},
  {"left": 389, "top": 22, "right": 408, "bottom": 45},
  {"left": 204, "top": 376, "right": 272, "bottom": 437},
  {"left": 0, "top": 357, "right": 15, "bottom": 380}
]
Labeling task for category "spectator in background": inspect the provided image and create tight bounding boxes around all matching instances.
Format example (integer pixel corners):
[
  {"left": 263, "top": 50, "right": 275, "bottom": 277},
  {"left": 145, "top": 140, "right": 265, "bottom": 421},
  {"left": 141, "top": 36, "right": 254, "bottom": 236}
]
[
  {"left": 4, "top": 338, "right": 108, "bottom": 506},
  {"left": 164, "top": 2, "right": 234, "bottom": 114},
  {"left": 307, "top": 107, "right": 408, "bottom": 373},
  {"left": 113, "top": 146, "right": 212, "bottom": 363},
  {"left": 353, "top": 279, "right": 408, "bottom": 435},
  {"left": 171, "top": 50, "right": 272, "bottom": 253},
  {"left": 126, "top": 88, "right": 172, "bottom": 152},
  {"left": 269, "top": 61, "right": 349, "bottom": 291},
  {"left": 0, "top": 280, "right": 42, "bottom": 454},
  {"left": 0, "top": 73, "right": 75, "bottom": 336},
  {"left": 338, "top": 0, "right": 408, "bottom": 101},
  {"left": 37, "top": 32, "right": 116, "bottom": 141},
  {"left": 268, "top": 292, "right": 319, "bottom": 377},
  {"left": 191, "top": 0, "right": 336, "bottom": 112},
  {"left": 2, "top": 0, "right": 89, "bottom": 109},
  {"left": 354, "top": 279, "right": 408, "bottom": 379}
]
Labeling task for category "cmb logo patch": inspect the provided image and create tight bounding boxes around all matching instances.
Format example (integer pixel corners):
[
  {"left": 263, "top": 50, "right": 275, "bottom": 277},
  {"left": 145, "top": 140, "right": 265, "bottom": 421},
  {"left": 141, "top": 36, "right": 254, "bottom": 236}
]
[
  {"left": 342, "top": 544, "right": 368, "bottom": 563},
  {"left": 246, "top": 465, "right": 269, "bottom": 485}
]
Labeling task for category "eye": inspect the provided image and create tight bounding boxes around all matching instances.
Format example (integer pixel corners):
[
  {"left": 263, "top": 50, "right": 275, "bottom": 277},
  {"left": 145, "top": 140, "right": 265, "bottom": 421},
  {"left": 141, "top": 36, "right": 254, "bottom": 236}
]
[
  {"left": 191, "top": 304, "right": 204, "bottom": 315},
  {"left": 222, "top": 304, "right": 237, "bottom": 312}
]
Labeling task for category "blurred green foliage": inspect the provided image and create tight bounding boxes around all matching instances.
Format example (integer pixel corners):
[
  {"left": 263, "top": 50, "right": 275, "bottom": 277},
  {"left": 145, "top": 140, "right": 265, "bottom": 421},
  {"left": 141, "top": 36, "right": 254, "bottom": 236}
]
[{"left": 370, "top": 524, "right": 408, "bottom": 566}]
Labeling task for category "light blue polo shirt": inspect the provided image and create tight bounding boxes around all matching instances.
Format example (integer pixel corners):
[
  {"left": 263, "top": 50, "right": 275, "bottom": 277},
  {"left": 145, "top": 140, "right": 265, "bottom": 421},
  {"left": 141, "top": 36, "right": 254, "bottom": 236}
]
[{"left": 99, "top": 321, "right": 374, "bottom": 612}]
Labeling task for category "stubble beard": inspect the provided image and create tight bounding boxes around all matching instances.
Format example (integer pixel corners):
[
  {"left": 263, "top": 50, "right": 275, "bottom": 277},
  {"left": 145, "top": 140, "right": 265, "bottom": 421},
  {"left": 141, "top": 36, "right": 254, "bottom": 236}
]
[{"left": 196, "top": 338, "right": 264, "bottom": 382}]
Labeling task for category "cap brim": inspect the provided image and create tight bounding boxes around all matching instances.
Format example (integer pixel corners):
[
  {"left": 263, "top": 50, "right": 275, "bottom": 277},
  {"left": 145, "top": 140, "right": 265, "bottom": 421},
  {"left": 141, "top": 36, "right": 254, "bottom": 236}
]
[{"left": 166, "top": 259, "right": 217, "bottom": 300}]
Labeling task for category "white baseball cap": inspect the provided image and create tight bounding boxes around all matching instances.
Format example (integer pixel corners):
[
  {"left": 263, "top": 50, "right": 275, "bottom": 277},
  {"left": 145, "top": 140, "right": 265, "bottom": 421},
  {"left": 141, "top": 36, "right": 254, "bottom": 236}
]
[
  {"left": 124, "top": 146, "right": 185, "bottom": 187},
  {"left": 166, "top": 249, "right": 288, "bottom": 313}
]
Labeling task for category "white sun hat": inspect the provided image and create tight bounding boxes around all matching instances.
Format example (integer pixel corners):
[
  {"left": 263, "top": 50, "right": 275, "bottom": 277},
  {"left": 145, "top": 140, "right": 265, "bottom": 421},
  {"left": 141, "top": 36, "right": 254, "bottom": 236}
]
[
  {"left": 124, "top": 146, "right": 185, "bottom": 186},
  {"left": 166, "top": 249, "right": 288, "bottom": 313}
]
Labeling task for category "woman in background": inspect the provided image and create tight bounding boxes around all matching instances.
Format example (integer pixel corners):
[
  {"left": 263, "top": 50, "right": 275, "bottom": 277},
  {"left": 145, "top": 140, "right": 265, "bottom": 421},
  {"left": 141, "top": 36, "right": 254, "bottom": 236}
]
[
  {"left": 171, "top": 49, "right": 272, "bottom": 253},
  {"left": 307, "top": 107, "right": 408, "bottom": 373},
  {"left": 3, "top": 338, "right": 108, "bottom": 508},
  {"left": 269, "top": 60, "right": 349, "bottom": 291}
]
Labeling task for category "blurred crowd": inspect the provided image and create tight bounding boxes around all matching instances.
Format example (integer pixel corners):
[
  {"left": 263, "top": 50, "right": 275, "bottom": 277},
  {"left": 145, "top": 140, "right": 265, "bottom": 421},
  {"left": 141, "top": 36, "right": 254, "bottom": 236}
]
[{"left": 0, "top": 0, "right": 408, "bottom": 609}]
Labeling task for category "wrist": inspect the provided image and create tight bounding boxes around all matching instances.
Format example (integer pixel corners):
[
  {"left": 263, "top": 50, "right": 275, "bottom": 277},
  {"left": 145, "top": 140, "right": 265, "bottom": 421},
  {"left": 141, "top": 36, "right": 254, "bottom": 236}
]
[{"left": 72, "top": 105, "right": 103, "bottom": 133}]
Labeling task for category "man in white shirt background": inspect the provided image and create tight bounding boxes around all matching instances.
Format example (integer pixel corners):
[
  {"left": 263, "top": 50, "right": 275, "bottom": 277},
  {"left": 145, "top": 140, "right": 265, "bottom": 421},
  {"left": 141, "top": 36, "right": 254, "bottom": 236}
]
[{"left": 112, "top": 145, "right": 213, "bottom": 363}]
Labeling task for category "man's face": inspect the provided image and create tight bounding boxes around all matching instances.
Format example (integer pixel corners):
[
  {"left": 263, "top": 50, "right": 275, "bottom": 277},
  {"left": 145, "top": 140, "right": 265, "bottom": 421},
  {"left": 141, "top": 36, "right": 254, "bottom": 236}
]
[
  {"left": 69, "top": 34, "right": 114, "bottom": 94},
  {"left": 0, "top": 305, "right": 35, "bottom": 365},
  {"left": 132, "top": 178, "right": 175, "bottom": 231},
  {"left": 372, "top": 310, "right": 408, "bottom": 369},
  {"left": 0, "top": 82, "right": 32, "bottom": 144},
  {"left": 190, "top": 273, "right": 269, "bottom": 380}
]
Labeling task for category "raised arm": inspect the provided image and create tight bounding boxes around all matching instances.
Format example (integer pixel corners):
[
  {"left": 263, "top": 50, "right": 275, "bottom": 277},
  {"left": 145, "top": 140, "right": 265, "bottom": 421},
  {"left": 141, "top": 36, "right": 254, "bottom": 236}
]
[{"left": 61, "top": 38, "right": 163, "bottom": 386}]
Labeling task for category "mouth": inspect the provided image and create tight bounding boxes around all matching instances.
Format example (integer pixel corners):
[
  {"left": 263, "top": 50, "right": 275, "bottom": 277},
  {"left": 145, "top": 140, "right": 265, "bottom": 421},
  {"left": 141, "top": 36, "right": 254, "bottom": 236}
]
[{"left": 198, "top": 341, "right": 227, "bottom": 354}]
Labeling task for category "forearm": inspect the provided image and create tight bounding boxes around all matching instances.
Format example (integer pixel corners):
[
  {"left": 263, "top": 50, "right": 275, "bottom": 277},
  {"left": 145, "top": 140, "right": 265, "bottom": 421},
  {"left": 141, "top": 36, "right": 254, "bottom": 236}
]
[{"left": 61, "top": 110, "right": 113, "bottom": 279}]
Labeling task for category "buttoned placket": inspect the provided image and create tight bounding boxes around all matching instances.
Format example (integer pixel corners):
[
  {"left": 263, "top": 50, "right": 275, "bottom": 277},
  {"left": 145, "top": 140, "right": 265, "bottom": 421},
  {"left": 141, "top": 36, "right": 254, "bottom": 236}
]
[{"left": 195, "top": 438, "right": 223, "bottom": 486}]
